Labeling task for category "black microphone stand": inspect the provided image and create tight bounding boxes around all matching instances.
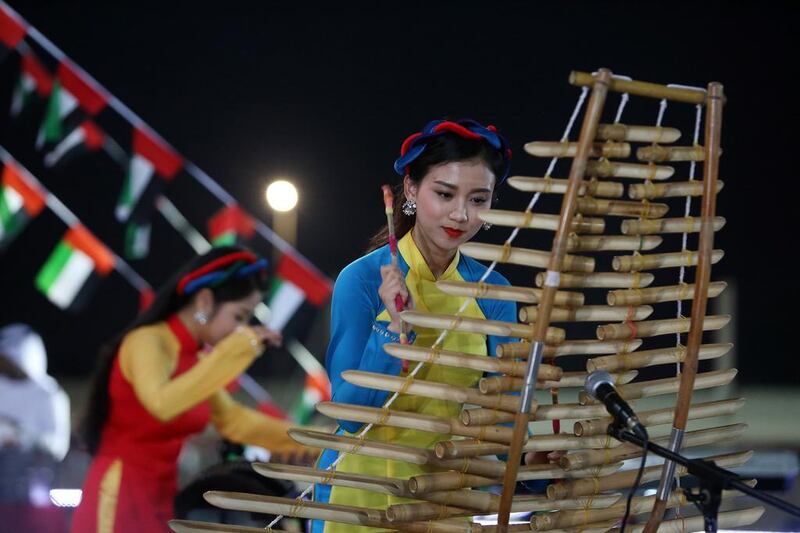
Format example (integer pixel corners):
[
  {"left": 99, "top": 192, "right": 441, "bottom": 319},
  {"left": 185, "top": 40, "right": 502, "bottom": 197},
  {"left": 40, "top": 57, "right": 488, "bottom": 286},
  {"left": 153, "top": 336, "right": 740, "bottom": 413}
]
[{"left": 607, "top": 424, "right": 800, "bottom": 533}]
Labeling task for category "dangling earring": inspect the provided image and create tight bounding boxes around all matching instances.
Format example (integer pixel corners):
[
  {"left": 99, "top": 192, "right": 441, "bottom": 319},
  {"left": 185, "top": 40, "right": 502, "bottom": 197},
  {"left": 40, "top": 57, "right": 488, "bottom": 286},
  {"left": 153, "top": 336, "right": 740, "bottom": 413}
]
[
  {"left": 402, "top": 199, "right": 417, "bottom": 216},
  {"left": 194, "top": 310, "right": 208, "bottom": 325},
  {"left": 482, "top": 222, "right": 492, "bottom": 230}
]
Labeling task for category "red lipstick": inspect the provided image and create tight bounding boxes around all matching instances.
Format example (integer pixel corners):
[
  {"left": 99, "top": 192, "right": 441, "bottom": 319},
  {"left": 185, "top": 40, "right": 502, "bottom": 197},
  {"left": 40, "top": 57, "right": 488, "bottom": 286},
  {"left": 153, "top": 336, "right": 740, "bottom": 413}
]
[{"left": 443, "top": 227, "right": 465, "bottom": 238}]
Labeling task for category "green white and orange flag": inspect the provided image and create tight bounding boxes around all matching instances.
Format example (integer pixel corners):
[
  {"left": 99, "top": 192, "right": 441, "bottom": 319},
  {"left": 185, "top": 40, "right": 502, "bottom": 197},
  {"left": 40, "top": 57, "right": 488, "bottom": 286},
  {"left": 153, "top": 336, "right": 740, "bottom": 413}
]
[
  {"left": 0, "top": 160, "right": 46, "bottom": 250},
  {"left": 10, "top": 51, "right": 52, "bottom": 117},
  {"left": 207, "top": 205, "right": 255, "bottom": 246},
  {"left": 115, "top": 126, "right": 182, "bottom": 223},
  {"left": 37, "top": 62, "right": 108, "bottom": 150},
  {"left": 291, "top": 370, "right": 331, "bottom": 424},
  {"left": 35, "top": 225, "right": 116, "bottom": 311},
  {"left": 266, "top": 253, "right": 332, "bottom": 331}
]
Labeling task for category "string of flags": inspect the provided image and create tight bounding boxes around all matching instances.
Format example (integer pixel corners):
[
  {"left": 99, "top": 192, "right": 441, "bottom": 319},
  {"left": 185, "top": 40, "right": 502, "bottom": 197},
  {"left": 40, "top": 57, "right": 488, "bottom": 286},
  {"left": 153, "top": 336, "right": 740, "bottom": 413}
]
[{"left": 1, "top": 2, "right": 333, "bottom": 421}]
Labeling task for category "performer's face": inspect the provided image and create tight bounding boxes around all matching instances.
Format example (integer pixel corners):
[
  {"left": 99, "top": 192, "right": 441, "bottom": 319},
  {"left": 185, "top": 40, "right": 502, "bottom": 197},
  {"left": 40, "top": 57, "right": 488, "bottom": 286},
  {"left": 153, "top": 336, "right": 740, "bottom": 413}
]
[
  {"left": 201, "top": 289, "right": 263, "bottom": 345},
  {"left": 405, "top": 160, "right": 495, "bottom": 255}
]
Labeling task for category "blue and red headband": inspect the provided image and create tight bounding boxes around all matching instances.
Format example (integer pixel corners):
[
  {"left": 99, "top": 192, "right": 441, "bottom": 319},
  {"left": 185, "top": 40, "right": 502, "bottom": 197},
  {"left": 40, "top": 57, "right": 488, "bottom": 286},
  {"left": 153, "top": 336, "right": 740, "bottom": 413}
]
[
  {"left": 177, "top": 251, "right": 268, "bottom": 295},
  {"left": 393, "top": 119, "right": 512, "bottom": 181}
]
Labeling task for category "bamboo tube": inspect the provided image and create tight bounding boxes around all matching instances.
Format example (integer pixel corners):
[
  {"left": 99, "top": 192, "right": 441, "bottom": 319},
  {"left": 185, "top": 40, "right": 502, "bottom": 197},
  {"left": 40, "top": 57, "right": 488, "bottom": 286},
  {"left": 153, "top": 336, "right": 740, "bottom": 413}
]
[
  {"left": 480, "top": 370, "right": 637, "bottom": 394},
  {"left": 436, "top": 279, "right": 585, "bottom": 307},
  {"left": 573, "top": 398, "right": 746, "bottom": 436},
  {"left": 461, "top": 400, "right": 612, "bottom": 426},
  {"left": 577, "top": 197, "right": 669, "bottom": 218},
  {"left": 537, "top": 271, "right": 655, "bottom": 289},
  {"left": 287, "top": 428, "right": 505, "bottom": 478},
  {"left": 169, "top": 520, "right": 292, "bottom": 533},
  {"left": 520, "top": 304, "right": 652, "bottom": 323},
  {"left": 401, "top": 310, "right": 567, "bottom": 344},
  {"left": 613, "top": 249, "right": 724, "bottom": 271},
  {"left": 637, "top": 144, "right": 706, "bottom": 162},
  {"left": 435, "top": 432, "right": 622, "bottom": 460},
  {"left": 607, "top": 281, "right": 727, "bottom": 306},
  {"left": 548, "top": 450, "right": 752, "bottom": 499},
  {"left": 586, "top": 160, "right": 674, "bottom": 180},
  {"left": 251, "top": 463, "right": 410, "bottom": 497},
  {"left": 497, "top": 339, "right": 643, "bottom": 359},
  {"left": 586, "top": 343, "right": 732, "bottom": 372},
  {"left": 629, "top": 507, "right": 765, "bottom": 533},
  {"left": 478, "top": 209, "right": 606, "bottom": 233},
  {"left": 459, "top": 242, "right": 595, "bottom": 272},
  {"left": 408, "top": 463, "right": 623, "bottom": 494},
  {"left": 203, "top": 492, "right": 384, "bottom": 529},
  {"left": 385, "top": 502, "right": 475, "bottom": 522},
  {"left": 569, "top": 71, "right": 707, "bottom": 104},
  {"left": 621, "top": 216, "right": 726, "bottom": 235},
  {"left": 628, "top": 180, "right": 724, "bottom": 200},
  {"left": 342, "top": 370, "right": 538, "bottom": 414},
  {"left": 316, "top": 401, "right": 514, "bottom": 443},
  {"left": 578, "top": 368, "right": 737, "bottom": 405},
  {"left": 596, "top": 123, "right": 682, "bottom": 143},
  {"left": 535, "top": 489, "right": 748, "bottom": 530},
  {"left": 507, "top": 176, "right": 624, "bottom": 199},
  {"left": 559, "top": 423, "right": 748, "bottom": 471},
  {"left": 388, "top": 492, "right": 621, "bottom": 522},
  {"left": 204, "top": 492, "right": 480, "bottom": 533},
  {"left": 595, "top": 314, "right": 730, "bottom": 341},
  {"left": 566, "top": 234, "right": 662, "bottom": 252},
  {"left": 525, "top": 141, "right": 631, "bottom": 159},
  {"left": 383, "top": 342, "right": 563, "bottom": 381}
]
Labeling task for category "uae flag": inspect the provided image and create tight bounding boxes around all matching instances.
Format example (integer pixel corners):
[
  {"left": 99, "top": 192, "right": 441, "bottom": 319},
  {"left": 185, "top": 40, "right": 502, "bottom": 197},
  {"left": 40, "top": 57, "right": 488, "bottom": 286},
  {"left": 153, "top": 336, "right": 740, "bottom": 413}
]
[
  {"left": 115, "top": 127, "right": 182, "bottom": 223},
  {"left": 10, "top": 51, "right": 52, "bottom": 117},
  {"left": 0, "top": 160, "right": 46, "bottom": 250},
  {"left": 43, "top": 120, "right": 110, "bottom": 167},
  {"left": 35, "top": 225, "right": 116, "bottom": 311},
  {"left": 124, "top": 220, "right": 151, "bottom": 260},
  {"left": 37, "top": 62, "right": 108, "bottom": 150},
  {"left": 291, "top": 370, "right": 331, "bottom": 424},
  {"left": 0, "top": 5, "right": 26, "bottom": 63},
  {"left": 266, "top": 253, "right": 332, "bottom": 332},
  {"left": 207, "top": 205, "right": 255, "bottom": 246}
]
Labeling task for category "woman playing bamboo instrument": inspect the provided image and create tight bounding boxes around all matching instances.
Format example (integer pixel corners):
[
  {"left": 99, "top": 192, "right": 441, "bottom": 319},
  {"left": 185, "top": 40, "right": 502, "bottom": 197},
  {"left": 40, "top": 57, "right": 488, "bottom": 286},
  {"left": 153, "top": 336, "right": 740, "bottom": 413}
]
[
  {"left": 72, "top": 246, "right": 314, "bottom": 533},
  {"left": 313, "top": 119, "right": 551, "bottom": 532}
]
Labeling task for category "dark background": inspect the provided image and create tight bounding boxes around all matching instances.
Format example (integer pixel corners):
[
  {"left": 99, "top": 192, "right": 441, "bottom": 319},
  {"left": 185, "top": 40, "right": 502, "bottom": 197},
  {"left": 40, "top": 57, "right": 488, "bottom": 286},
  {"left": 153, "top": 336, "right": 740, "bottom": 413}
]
[{"left": 1, "top": 1, "right": 797, "bottom": 383}]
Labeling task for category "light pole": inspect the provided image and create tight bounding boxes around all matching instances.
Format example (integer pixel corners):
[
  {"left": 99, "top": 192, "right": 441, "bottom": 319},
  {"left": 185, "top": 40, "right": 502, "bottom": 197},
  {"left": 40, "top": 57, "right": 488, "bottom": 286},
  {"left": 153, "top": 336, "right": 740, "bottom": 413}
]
[{"left": 265, "top": 179, "right": 299, "bottom": 264}]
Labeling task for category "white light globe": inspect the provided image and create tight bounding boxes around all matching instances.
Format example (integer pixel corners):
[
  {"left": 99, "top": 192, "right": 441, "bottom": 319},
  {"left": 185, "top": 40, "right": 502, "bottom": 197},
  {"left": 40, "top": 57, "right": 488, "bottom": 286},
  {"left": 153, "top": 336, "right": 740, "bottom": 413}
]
[{"left": 265, "top": 180, "right": 298, "bottom": 212}]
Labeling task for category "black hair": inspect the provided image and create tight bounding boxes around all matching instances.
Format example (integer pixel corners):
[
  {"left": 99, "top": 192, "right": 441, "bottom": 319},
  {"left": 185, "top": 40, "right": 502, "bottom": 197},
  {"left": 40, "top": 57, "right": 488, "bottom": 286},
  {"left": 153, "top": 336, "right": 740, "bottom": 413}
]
[
  {"left": 367, "top": 131, "right": 507, "bottom": 252},
  {"left": 81, "top": 245, "right": 269, "bottom": 454}
]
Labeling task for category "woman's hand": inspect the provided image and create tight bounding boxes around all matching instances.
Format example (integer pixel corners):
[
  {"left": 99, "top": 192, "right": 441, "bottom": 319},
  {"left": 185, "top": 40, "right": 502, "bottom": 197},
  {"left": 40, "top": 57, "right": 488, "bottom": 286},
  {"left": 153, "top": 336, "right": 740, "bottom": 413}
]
[
  {"left": 524, "top": 450, "right": 566, "bottom": 465},
  {"left": 251, "top": 326, "right": 283, "bottom": 348},
  {"left": 379, "top": 264, "right": 413, "bottom": 333}
]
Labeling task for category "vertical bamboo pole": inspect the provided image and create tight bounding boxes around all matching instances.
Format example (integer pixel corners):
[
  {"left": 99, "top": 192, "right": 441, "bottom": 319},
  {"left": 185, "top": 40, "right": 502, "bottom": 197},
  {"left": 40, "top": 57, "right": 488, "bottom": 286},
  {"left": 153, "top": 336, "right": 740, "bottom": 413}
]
[
  {"left": 642, "top": 82, "right": 725, "bottom": 533},
  {"left": 494, "top": 68, "right": 612, "bottom": 532}
]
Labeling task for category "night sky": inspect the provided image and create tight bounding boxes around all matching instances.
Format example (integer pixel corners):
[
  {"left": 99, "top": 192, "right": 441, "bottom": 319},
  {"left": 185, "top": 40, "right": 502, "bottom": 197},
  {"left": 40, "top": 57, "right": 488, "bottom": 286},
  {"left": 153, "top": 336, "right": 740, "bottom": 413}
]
[{"left": 1, "top": 1, "right": 797, "bottom": 383}]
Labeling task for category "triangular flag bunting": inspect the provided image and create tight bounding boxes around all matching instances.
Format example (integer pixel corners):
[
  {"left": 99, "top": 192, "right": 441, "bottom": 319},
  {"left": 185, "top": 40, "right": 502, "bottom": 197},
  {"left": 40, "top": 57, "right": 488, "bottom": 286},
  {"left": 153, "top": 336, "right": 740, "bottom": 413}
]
[
  {"left": 43, "top": 120, "right": 106, "bottom": 167},
  {"left": 35, "top": 225, "right": 115, "bottom": 311},
  {"left": 0, "top": 160, "right": 46, "bottom": 250},
  {"left": 115, "top": 127, "right": 181, "bottom": 222},
  {"left": 207, "top": 205, "right": 255, "bottom": 246},
  {"left": 291, "top": 370, "right": 331, "bottom": 424},
  {"left": 10, "top": 51, "right": 52, "bottom": 117},
  {"left": 0, "top": 5, "right": 26, "bottom": 62},
  {"left": 36, "top": 62, "right": 108, "bottom": 149},
  {"left": 124, "top": 220, "right": 151, "bottom": 260},
  {"left": 266, "top": 253, "right": 332, "bottom": 331}
]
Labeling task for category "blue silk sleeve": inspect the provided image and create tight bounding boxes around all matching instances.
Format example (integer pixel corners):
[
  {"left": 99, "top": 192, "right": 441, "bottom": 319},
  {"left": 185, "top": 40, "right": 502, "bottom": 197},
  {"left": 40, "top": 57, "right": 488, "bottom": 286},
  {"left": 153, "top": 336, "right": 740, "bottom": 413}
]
[{"left": 325, "top": 258, "right": 415, "bottom": 433}]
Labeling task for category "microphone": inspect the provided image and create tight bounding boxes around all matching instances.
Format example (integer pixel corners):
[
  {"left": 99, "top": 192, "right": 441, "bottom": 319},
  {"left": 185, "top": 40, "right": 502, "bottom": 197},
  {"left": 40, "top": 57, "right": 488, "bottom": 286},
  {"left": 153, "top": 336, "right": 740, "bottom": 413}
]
[{"left": 585, "top": 370, "right": 648, "bottom": 441}]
